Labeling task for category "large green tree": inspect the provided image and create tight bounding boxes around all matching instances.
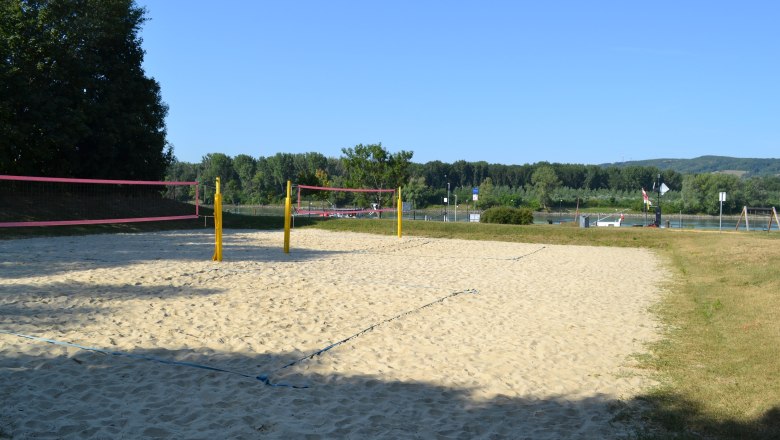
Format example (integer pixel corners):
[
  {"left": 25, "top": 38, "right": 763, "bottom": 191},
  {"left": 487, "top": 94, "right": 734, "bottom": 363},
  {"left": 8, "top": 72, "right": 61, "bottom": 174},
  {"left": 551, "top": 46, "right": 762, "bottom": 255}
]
[
  {"left": 341, "top": 143, "right": 413, "bottom": 207},
  {"left": 0, "top": 0, "right": 171, "bottom": 179},
  {"left": 531, "top": 164, "right": 561, "bottom": 210},
  {"left": 341, "top": 143, "right": 413, "bottom": 190}
]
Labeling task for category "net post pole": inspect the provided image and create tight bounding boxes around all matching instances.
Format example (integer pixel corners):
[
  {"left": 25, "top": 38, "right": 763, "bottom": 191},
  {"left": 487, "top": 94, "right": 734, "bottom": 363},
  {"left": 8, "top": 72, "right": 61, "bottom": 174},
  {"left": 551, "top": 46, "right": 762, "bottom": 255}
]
[
  {"left": 284, "top": 180, "right": 292, "bottom": 253},
  {"left": 212, "top": 177, "right": 223, "bottom": 262},
  {"left": 397, "top": 187, "right": 402, "bottom": 238},
  {"left": 195, "top": 182, "right": 200, "bottom": 217}
]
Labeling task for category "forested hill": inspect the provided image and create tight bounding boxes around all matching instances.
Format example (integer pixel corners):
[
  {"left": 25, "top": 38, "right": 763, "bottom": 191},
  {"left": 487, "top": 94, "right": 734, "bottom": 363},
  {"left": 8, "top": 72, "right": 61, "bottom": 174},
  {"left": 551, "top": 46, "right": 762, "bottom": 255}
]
[{"left": 605, "top": 156, "right": 780, "bottom": 177}]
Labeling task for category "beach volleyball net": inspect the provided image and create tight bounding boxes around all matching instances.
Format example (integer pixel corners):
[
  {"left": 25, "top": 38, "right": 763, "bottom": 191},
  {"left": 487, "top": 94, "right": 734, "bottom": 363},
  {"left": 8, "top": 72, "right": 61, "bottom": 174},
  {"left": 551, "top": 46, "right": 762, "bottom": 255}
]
[
  {"left": 295, "top": 184, "right": 397, "bottom": 218},
  {"left": 0, "top": 175, "right": 199, "bottom": 227}
]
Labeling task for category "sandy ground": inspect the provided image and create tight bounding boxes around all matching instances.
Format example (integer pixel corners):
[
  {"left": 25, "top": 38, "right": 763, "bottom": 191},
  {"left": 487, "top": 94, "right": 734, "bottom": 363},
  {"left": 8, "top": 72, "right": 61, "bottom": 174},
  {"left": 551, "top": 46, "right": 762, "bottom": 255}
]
[{"left": 0, "top": 228, "right": 666, "bottom": 439}]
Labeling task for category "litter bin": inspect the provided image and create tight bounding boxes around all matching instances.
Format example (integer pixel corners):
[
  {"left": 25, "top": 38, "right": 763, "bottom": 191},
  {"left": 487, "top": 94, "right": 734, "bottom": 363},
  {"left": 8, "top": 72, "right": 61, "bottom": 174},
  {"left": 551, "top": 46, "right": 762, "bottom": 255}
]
[{"left": 579, "top": 215, "right": 590, "bottom": 228}]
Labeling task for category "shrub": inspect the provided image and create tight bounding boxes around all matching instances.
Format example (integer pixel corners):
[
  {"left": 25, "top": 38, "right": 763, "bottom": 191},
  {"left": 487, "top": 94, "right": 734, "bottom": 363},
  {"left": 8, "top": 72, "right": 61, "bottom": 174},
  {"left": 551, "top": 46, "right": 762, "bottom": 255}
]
[{"left": 480, "top": 206, "right": 534, "bottom": 225}]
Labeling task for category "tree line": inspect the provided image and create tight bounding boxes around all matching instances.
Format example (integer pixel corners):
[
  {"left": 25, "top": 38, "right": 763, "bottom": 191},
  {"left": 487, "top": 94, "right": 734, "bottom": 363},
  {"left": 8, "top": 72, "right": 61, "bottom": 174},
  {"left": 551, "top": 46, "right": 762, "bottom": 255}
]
[{"left": 165, "top": 145, "right": 780, "bottom": 216}]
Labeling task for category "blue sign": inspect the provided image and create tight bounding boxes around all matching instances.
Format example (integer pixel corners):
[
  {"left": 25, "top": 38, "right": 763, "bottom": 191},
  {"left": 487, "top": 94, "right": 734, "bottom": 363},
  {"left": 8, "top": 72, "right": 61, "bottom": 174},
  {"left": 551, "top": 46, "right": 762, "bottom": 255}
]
[{"left": 472, "top": 187, "right": 479, "bottom": 194}]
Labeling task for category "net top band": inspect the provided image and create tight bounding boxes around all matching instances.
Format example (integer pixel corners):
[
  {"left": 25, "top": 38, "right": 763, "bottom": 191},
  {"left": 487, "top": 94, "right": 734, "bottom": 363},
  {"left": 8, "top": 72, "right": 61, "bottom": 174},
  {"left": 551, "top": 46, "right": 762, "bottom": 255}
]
[
  {"left": 0, "top": 175, "right": 198, "bottom": 186},
  {"left": 297, "top": 184, "right": 395, "bottom": 193}
]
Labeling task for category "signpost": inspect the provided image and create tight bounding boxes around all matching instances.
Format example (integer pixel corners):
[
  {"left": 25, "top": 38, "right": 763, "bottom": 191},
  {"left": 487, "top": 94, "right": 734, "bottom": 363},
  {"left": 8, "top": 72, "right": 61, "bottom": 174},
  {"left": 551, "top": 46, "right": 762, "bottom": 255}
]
[
  {"left": 471, "top": 187, "right": 479, "bottom": 223},
  {"left": 719, "top": 192, "right": 726, "bottom": 232}
]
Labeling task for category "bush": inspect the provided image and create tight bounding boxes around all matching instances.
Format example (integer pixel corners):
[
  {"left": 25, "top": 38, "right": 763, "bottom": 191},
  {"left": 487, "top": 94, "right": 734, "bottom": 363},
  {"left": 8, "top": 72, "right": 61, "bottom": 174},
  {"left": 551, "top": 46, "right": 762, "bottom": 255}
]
[{"left": 480, "top": 206, "right": 534, "bottom": 225}]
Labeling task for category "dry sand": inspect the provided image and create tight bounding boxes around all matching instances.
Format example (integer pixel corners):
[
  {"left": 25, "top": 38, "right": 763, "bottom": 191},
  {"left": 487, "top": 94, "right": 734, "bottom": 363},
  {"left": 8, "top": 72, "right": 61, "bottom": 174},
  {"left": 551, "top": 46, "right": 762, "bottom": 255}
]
[{"left": 1, "top": 228, "right": 666, "bottom": 439}]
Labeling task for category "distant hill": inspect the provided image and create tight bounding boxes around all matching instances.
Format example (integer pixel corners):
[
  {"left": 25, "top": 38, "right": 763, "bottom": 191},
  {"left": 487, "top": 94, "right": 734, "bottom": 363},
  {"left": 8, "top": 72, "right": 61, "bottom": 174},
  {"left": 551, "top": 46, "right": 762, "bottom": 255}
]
[{"left": 604, "top": 155, "right": 780, "bottom": 177}]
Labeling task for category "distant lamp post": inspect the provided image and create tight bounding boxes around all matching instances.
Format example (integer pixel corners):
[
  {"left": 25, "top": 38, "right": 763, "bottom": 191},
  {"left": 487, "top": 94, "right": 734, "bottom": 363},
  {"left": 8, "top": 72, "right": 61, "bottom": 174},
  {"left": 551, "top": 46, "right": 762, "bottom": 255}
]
[
  {"left": 445, "top": 179, "right": 450, "bottom": 222},
  {"left": 454, "top": 194, "right": 458, "bottom": 222}
]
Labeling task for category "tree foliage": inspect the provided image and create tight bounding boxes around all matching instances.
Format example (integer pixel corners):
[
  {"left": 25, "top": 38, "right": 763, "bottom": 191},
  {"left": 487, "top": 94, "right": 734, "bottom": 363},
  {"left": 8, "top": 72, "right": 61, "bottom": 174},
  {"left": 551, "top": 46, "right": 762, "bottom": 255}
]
[
  {"left": 0, "top": 0, "right": 171, "bottom": 179},
  {"left": 340, "top": 143, "right": 413, "bottom": 207},
  {"left": 341, "top": 143, "right": 413, "bottom": 191},
  {"left": 531, "top": 165, "right": 561, "bottom": 210}
]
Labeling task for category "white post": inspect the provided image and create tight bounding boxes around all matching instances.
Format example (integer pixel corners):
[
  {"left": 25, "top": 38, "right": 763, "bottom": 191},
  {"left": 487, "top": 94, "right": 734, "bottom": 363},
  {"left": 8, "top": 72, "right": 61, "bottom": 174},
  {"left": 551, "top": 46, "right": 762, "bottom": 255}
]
[
  {"left": 446, "top": 181, "right": 450, "bottom": 222},
  {"left": 454, "top": 194, "right": 458, "bottom": 222}
]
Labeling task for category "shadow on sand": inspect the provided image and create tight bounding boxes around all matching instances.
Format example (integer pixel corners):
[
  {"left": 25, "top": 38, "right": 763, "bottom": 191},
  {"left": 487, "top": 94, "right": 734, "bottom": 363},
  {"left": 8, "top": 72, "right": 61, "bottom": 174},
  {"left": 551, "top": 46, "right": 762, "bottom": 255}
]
[
  {"left": 0, "top": 230, "right": 342, "bottom": 279},
  {"left": 2, "top": 342, "right": 778, "bottom": 438}
]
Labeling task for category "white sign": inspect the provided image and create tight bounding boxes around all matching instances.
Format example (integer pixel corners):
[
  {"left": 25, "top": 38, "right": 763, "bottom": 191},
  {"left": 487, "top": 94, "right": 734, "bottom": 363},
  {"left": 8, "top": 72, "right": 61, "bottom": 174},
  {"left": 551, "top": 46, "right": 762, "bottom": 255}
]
[
  {"left": 472, "top": 194, "right": 478, "bottom": 201},
  {"left": 443, "top": 197, "right": 448, "bottom": 203},
  {"left": 469, "top": 213, "right": 481, "bottom": 222},
  {"left": 719, "top": 192, "right": 727, "bottom": 202}
]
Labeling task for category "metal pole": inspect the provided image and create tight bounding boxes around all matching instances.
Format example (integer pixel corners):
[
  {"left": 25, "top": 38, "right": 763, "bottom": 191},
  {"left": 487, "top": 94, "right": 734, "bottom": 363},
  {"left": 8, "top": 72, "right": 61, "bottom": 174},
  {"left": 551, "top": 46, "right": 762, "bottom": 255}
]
[
  {"left": 447, "top": 181, "right": 450, "bottom": 222},
  {"left": 657, "top": 174, "right": 662, "bottom": 227},
  {"left": 284, "top": 180, "right": 291, "bottom": 253},
  {"left": 444, "top": 175, "right": 447, "bottom": 222}
]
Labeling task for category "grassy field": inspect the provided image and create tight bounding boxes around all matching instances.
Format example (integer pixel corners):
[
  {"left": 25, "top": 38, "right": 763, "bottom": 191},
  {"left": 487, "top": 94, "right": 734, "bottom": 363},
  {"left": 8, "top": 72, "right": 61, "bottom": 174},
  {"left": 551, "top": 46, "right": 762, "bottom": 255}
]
[{"left": 2, "top": 215, "right": 778, "bottom": 438}]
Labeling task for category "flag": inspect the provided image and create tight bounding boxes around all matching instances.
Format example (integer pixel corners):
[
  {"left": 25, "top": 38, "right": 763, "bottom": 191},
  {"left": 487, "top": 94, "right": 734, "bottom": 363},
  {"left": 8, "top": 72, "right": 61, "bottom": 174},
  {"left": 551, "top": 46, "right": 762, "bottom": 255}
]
[
  {"left": 660, "top": 183, "right": 669, "bottom": 196},
  {"left": 642, "top": 188, "right": 651, "bottom": 206}
]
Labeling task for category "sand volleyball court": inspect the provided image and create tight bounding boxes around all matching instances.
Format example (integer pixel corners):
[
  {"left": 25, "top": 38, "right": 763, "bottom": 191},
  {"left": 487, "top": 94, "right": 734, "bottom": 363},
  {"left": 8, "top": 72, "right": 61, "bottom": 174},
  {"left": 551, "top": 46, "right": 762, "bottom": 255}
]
[{"left": 1, "top": 229, "right": 666, "bottom": 438}]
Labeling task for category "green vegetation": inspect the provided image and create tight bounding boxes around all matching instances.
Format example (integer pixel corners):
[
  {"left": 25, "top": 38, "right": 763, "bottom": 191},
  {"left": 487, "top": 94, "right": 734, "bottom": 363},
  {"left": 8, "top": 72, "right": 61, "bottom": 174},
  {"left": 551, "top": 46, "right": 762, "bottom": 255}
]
[
  {"left": 479, "top": 206, "right": 534, "bottom": 225},
  {"left": 309, "top": 219, "right": 780, "bottom": 439},
  {"left": 611, "top": 155, "right": 780, "bottom": 178},
  {"left": 166, "top": 152, "right": 780, "bottom": 217},
  {"left": 1, "top": 0, "right": 171, "bottom": 180}
]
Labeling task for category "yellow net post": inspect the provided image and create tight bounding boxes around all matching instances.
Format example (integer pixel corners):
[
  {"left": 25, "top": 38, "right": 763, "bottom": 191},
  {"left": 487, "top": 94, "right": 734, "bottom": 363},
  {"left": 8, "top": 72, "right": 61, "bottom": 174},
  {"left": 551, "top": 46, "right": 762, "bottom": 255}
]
[
  {"left": 397, "top": 187, "right": 402, "bottom": 238},
  {"left": 284, "top": 180, "right": 292, "bottom": 253},
  {"left": 212, "top": 177, "right": 223, "bottom": 261}
]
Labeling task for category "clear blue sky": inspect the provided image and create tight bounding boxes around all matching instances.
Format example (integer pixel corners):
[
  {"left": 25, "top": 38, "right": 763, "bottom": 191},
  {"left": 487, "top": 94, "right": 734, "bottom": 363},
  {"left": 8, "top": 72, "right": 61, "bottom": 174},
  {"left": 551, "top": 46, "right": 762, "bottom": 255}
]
[{"left": 138, "top": 1, "right": 779, "bottom": 165}]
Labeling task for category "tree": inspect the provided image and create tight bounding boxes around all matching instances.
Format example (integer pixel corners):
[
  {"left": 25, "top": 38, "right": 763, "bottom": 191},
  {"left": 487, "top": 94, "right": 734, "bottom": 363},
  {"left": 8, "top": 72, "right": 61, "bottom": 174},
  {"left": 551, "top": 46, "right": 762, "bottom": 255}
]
[
  {"left": 0, "top": 0, "right": 170, "bottom": 179},
  {"left": 232, "top": 154, "right": 257, "bottom": 203},
  {"left": 165, "top": 159, "right": 199, "bottom": 201},
  {"left": 341, "top": 143, "right": 413, "bottom": 210},
  {"left": 531, "top": 165, "right": 561, "bottom": 210},
  {"left": 341, "top": 143, "right": 413, "bottom": 204},
  {"left": 199, "top": 153, "right": 235, "bottom": 204},
  {"left": 402, "top": 176, "right": 426, "bottom": 209},
  {"left": 477, "top": 177, "right": 498, "bottom": 209},
  {"left": 681, "top": 173, "right": 740, "bottom": 215}
]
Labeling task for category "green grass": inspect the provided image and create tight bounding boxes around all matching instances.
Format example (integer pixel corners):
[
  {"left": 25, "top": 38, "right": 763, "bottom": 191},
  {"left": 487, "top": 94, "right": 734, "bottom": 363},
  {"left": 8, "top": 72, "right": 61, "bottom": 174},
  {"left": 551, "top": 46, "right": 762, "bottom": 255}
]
[{"left": 3, "top": 213, "right": 779, "bottom": 438}]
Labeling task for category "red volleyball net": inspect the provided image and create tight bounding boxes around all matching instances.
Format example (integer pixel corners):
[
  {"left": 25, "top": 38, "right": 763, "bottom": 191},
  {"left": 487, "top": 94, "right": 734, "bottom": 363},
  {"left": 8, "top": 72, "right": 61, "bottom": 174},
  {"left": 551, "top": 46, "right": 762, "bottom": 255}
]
[
  {"left": 295, "top": 184, "right": 396, "bottom": 218},
  {"left": 0, "top": 175, "right": 199, "bottom": 227}
]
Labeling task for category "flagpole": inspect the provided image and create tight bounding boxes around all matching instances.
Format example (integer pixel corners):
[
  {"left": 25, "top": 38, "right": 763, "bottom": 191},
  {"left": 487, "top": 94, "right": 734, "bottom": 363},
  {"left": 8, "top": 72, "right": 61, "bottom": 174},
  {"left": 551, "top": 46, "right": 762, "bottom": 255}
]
[{"left": 657, "top": 174, "right": 662, "bottom": 227}]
